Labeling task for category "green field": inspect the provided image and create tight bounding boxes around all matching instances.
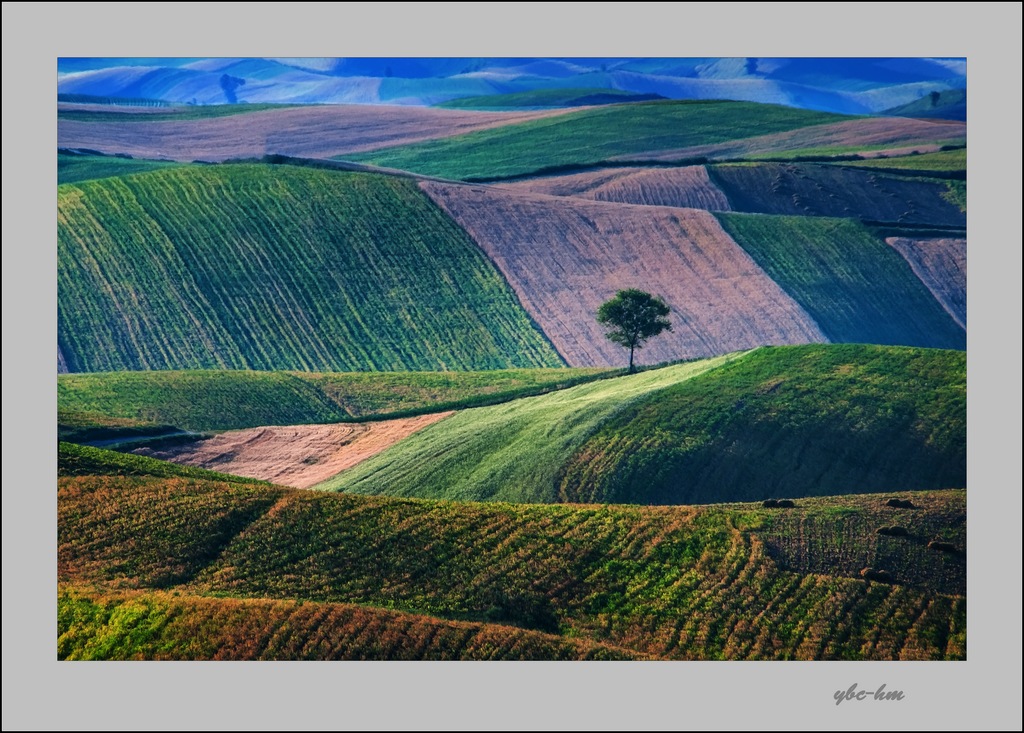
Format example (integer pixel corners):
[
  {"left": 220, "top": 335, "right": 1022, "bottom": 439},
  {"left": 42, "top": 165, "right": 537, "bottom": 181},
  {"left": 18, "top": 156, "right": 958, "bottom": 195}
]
[
  {"left": 57, "top": 103, "right": 297, "bottom": 123},
  {"left": 838, "top": 148, "right": 966, "bottom": 173},
  {"left": 558, "top": 344, "right": 966, "bottom": 505},
  {"left": 58, "top": 441, "right": 268, "bottom": 485},
  {"left": 58, "top": 368, "right": 613, "bottom": 432},
  {"left": 317, "top": 354, "right": 741, "bottom": 500},
  {"left": 58, "top": 164, "right": 563, "bottom": 372},
  {"left": 343, "top": 100, "right": 848, "bottom": 180},
  {"left": 437, "top": 88, "right": 663, "bottom": 110},
  {"left": 58, "top": 153, "right": 181, "bottom": 185},
  {"left": 715, "top": 214, "right": 966, "bottom": 349},
  {"left": 58, "top": 473, "right": 965, "bottom": 660}
]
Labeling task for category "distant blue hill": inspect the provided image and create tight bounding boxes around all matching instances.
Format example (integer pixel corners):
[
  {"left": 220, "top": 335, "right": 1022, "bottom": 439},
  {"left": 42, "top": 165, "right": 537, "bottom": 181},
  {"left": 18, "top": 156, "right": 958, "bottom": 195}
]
[{"left": 57, "top": 57, "right": 966, "bottom": 115}]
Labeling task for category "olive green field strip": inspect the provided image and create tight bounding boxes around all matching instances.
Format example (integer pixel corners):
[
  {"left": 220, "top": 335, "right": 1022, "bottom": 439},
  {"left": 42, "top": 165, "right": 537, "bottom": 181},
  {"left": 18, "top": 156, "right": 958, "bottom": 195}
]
[
  {"left": 57, "top": 368, "right": 613, "bottom": 433},
  {"left": 345, "top": 100, "right": 848, "bottom": 180},
  {"left": 57, "top": 164, "right": 563, "bottom": 372},
  {"left": 58, "top": 474, "right": 965, "bottom": 660}
]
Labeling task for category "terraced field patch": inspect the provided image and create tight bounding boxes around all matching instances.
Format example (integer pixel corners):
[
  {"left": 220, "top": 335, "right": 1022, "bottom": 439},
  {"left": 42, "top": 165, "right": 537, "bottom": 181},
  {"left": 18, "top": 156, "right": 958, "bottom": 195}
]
[
  {"left": 135, "top": 413, "right": 454, "bottom": 488},
  {"left": 57, "top": 103, "right": 573, "bottom": 161},
  {"left": 58, "top": 164, "right": 562, "bottom": 372},
  {"left": 707, "top": 162, "right": 965, "bottom": 227},
  {"left": 348, "top": 100, "right": 846, "bottom": 180},
  {"left": 886, "top": 238, "right": 967, "bottom": 329},
  {"left": 422, "top": 182, "right": 825, "bottom": 366},
  {"left": 499, "top": 165, "right": 732, "bottom": 210},
  {"left": 716, "top": 214, "right": 966, "bottom": 349}
]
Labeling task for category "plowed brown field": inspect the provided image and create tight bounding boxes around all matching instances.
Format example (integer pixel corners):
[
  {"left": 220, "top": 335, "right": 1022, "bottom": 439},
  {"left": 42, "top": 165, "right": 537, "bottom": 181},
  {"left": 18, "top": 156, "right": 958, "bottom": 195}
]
[
  {"left": 624, "top": 117, "right": 966, "bottom": 162},
  {"left": 887, "top": 237, "right": 967, "bottom": 329},
  {"left": 499, "top": 165, "right": 732, "bottom": 210},
  {"left": 135, "top": 412, "right": 453, "bottom": 488},
  {"left": 420, "top": 182, "right": 826, "bottom": 366},
  {"left": 57, "top": 105, "right": 573, "bottom": 162}
]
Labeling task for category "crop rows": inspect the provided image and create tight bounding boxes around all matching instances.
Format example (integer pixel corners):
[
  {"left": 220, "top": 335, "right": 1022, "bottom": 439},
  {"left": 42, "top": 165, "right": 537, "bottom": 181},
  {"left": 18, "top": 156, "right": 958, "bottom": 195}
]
[
  {"left": 346, "top": 100, "right": 847, "bottom": 180},
  {"left": 58, "top": 442, "right": 270, "bottom": 485},
  {"left": 58, "top": 164, "right": 563, "bottom": 372},
  {"left": 58, "top": 367, "right": 611, "bottom": 432},
  {"left": 57, "top": 586, "right": 641, "bottom": 661},
  {"left": 557, "top": 344, "right": 966, "bottom": 505},
  {"left": 318, "top": 355, "right": 740, "bottom": 499},
  {"left": 715, "top": 214, "right": 966, "bottom": 349},
  {"left": 57, "top": 152, "right": 180, "bottom": 185},
  {"left": 58, "top": 475, "right": 966, "bottom": 660}
]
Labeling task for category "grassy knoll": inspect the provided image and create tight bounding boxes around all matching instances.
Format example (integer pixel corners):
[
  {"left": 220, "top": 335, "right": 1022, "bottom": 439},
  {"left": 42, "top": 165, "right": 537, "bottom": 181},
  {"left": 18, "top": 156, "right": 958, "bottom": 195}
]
[
  {"left": 557, "top": 345, "right": 965, "bottom": 505},
  {"left": 57, "top": 587, "right": 641, "bottom": 661},
  {"left": 58, "top": 368, "right": 612, "bottom": 433},
  {"left": 316, "top": 354, "right": 741, "bottom": 500},
  {"left": 58, "top": 475, "right": 966, "bottom": 660},
  {"left": 715, "top": 214, "right": 966, "bottom": 349},
  {"left": 344, "top": 100, "right": 847, "bottom": 180},
  {"left": 57, "top": 152, "right": 180, "bottom": 185},
  {"left": 58, "top": 442, "right": 269, "bottom": 485},
  {"left": 58, "top": 164, "right": 563, "bottom": 372}
]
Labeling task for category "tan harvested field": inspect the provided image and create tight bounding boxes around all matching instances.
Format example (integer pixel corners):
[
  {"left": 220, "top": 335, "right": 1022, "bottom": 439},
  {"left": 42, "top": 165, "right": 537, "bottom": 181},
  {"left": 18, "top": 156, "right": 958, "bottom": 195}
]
[
  {"left": 499, "top": 165, "right": 732, "bottom": 210},
  {"left": 620, "top": 117, "right": 967, "bottom": 162},
  {"left": 134, "top": 412, "right": 453, "bottom": 488},
  {"left": 57, "top": 104, "right": 573, "bottom": 162},
  {"left": 421, "top": 182, "right": 826, "bottom": 366},
  {"left": 887, "top": 238, "right": 967, "bottom": 329}
]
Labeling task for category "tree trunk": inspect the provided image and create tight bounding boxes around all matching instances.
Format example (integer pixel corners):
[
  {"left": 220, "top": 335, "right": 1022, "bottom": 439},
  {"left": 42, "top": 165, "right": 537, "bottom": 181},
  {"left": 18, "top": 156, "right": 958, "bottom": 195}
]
[{"left": 628, "top": 345, "right": 635, "bottom": 373}]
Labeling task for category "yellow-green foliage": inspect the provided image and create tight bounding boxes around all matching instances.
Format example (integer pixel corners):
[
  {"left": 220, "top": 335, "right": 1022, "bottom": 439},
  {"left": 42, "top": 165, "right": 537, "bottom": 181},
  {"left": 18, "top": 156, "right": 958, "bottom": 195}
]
[
  {"left": 58, "top": 587, "right": 641, "bottom": 661},
  {"left": 58, "top": 476, "right": 966, "bottom": 660}
]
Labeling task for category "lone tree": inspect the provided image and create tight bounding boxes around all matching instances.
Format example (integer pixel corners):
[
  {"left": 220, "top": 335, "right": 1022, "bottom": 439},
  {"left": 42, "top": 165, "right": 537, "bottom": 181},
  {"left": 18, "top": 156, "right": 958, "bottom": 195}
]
[{"left": 596, "top": 289, "right": 672, "bottom": 372}]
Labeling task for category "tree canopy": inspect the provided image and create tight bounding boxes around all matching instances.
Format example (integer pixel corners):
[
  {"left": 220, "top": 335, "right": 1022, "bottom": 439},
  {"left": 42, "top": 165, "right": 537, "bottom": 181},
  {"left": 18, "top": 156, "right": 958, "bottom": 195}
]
[{"left": 596, "top": 289, "right": 672, "bottom": 371}]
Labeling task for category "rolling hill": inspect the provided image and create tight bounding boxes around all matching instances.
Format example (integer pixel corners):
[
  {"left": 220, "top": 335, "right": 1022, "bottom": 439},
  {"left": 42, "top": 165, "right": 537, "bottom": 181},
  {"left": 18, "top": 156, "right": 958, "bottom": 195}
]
[
  {"left": 420, "top": 182, "right": 826, "bottom": 367},
  {"left": 344, "top": 101, "right": 849, "bottom": 180},
  {"left": 58, "top": 472, "right": 966, "bottom": 660},
  {"left": 57, "top": 103, "right": 572, "bottom": 162},
  {"left": 57, "top": 164, "right": 563, "bottom": 372},
  {"left": 715, "top": 214, "right": 966, "bottom": 349},
  {"left": 57, "top": 368, "right": 611, "bottom": 432},
  {"left": 57, "top": 150, "right": 180, "bottom": 185},
  {"left": 321, "top": 345, "right": 965, "bottom": 505}
]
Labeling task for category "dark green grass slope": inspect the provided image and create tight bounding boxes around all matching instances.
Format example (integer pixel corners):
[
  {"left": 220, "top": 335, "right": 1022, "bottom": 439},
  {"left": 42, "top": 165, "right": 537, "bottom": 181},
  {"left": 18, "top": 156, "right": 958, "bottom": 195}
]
[
  {"left": 59, "top": 475, "right": 965, "bottom": 659},
  {"left": 715, "top": 214, "right": 966, "bottom": 349},
  {"left": 58, "top": 152, "right": 180, "bottom": 185},
  {"left": 58, "top": 368, "right": 611, "bottom": 432},
  {"left": 707, "top": 162, "right": 965, "bottom": 226},
  {"left": 57, "top": 164, "right": 563, "bottom": 372},
  {"left": 344, "top": 100, "right": 847, "bottom": 180},
  {"left": 558, "top": 345, "right": 965, "bottom": 505}
]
